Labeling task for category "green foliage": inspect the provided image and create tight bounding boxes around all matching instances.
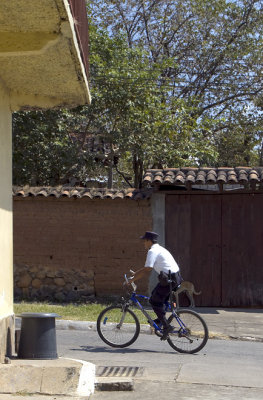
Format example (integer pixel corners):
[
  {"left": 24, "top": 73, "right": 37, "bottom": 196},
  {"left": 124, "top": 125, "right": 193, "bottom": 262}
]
[
  {"left": 13, "top": 109, "right": 108, "bottom": 186},
  {"left": 214, "top": 106, "right": 263, "bottom": 166},
  {"left": 86, "top": 26, "right": 219, "bottom": 185}
]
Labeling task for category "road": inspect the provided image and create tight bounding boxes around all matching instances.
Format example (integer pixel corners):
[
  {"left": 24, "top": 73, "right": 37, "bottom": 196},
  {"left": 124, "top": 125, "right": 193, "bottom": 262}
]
[{"left": 57, "top": 329, "right": 263, "bottom": 400}]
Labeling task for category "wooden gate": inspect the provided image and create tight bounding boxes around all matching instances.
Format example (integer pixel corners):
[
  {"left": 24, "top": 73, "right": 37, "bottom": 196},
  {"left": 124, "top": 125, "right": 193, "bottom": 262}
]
[{"left": 165, "top": 193, "right": 263, "bottom": 307}]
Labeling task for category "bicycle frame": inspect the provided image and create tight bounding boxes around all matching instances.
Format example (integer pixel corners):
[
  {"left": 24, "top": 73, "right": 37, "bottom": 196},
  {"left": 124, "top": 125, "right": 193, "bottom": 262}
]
[
  {"left": 128, "top": 292, "right": 160, "bottom": 330},
  {"left": 122, "top": 290, "right": 188, "bottom": 335}
]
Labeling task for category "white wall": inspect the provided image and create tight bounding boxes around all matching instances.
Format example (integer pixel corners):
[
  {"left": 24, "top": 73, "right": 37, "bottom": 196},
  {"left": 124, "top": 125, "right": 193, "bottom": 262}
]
[{"left": 0, "top": 82, "right": 13, "bottom": 318}]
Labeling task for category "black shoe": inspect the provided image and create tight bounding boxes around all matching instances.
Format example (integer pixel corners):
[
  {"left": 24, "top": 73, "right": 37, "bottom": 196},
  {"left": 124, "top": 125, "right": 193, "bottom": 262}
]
[{"left": 160, "top": 325, "right": 174, "bottom": 341}]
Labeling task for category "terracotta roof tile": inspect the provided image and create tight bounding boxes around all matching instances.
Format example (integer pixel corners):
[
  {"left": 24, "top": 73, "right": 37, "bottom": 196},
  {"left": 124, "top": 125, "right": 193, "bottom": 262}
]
[
  {"left": 249, "top": 169, "right": 260, "bottom": 182},
  {"left": 142, "top": 167, "right": 263, "bottom": 190},
  {"left": 13, "top": 186, "right": 152, "bottom": 200}
]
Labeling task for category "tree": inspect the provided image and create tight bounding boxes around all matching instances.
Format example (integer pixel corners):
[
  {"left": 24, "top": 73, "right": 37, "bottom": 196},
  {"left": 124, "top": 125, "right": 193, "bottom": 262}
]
[
  {"left": 89, "top": 0, "right": 263, "bottom": 113},
  {"left": 86, "top": 25, "right": 218, "bottom": 186},
  {"left": 89, "top": 0, "right": 263, "bottom": 167},
  {"left": 12, "top": 109, "right": 107, "bottom": 186},
  {"left": 214, "top": 107, "right": 263, "bottom": 166},
  {"left": 13, "top": 0, "right": 263, "bottom": 187}
]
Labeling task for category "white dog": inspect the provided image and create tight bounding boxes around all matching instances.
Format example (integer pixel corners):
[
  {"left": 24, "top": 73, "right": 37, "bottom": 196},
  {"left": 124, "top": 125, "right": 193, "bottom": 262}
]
[{"left": 173, "top": 281, "right": 201, "bottom": 308}]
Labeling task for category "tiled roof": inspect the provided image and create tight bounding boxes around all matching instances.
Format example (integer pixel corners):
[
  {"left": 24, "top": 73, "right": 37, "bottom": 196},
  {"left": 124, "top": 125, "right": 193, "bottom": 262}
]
[
  {"left": 142, "top": 167, "right": 263, "bottom": 190},
  {"left": 12, "top": 167, "right": 263, "bottom": 199},
  {"left": 13, "top": 186, "right": 152, "bottom": 200}
]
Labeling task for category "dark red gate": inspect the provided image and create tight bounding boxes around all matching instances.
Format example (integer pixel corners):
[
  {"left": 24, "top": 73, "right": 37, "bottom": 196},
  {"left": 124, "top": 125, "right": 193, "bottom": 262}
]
[
  {"left": 165, "top": 192, "right": 263, "bottom": 307},
  {"left": 222, "top": 193, "right": 263, "bottom": 306}
]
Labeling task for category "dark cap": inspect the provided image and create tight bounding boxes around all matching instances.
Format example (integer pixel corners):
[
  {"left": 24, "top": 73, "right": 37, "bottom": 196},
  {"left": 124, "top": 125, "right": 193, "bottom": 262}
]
[{"left": 140, "top": 231, "right": 159, "bottom": 241}]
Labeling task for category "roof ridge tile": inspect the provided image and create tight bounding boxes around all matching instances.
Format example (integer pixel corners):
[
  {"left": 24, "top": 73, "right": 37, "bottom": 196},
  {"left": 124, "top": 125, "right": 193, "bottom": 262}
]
[{"left": 141, "top": 167, "right": 263, "bottom": 191}]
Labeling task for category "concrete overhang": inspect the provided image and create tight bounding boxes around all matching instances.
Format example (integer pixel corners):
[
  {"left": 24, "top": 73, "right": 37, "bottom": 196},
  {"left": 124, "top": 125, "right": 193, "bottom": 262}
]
[{"left": 0, "top": 0, "right": 91, "bottom": 110}]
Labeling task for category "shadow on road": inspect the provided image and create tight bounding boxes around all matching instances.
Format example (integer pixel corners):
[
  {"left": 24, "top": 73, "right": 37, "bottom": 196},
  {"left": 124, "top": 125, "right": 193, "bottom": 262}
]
[{"left": 68, "top": 344, "right": 184, "bottom": 355}]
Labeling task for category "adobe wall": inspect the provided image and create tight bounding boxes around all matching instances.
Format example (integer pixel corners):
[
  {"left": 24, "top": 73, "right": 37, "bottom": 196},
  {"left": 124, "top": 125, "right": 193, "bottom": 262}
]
[{"left": 13, "top": 197, "right": 152, "bottom": 301}]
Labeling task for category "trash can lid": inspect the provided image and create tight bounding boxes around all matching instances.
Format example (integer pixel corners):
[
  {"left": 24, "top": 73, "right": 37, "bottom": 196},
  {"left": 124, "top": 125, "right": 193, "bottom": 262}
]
[{"left": 17, "top": 312, "right": 61, "bottom": 318}]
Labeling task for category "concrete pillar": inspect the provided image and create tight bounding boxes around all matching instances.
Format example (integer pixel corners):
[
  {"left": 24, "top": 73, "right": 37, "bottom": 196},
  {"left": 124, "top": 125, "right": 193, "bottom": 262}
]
[{"left": 0, "top": 82, "right": 14, "bottom": 361}]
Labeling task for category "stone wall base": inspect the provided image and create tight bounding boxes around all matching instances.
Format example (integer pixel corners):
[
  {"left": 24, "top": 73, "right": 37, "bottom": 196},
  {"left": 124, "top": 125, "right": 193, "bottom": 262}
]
[
  {"left": 14, "top": 265, "right": 95, "bottom": 303},
  {"left": 0, "top": 314, "right": 15, "bottom": 363}
]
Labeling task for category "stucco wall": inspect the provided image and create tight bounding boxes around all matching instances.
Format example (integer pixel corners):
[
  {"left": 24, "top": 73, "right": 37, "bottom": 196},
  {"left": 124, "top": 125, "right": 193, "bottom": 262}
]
[
  {"left": 0, "top": 83, "right": 14, "bottom": 361},
  {"left": 13, "top": 197, "right": 152, "bottom": 299},
  {"left": 0, "top": 315, "right": 15, "bottom": 362},
  {"left": 1, "top": 0, "right": 91, "bottom": 110}
]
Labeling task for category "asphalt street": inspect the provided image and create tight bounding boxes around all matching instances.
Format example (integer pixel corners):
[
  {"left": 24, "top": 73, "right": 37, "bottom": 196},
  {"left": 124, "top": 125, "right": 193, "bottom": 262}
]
[
  {"left": 57, "top": 329, "right": 263, "bottom": 400},
  {"left": 11, "top": 307, "right": 263, "bottom": 399}
]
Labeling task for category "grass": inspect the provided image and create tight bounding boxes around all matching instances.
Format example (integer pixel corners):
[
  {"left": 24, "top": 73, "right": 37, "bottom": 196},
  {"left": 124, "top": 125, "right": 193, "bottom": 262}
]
[
  {"left": 14, "top": 301, "right": 108, "bottom": 322},
  {"left": 14, "top": 301, "right": 156, "bottom": 324}
]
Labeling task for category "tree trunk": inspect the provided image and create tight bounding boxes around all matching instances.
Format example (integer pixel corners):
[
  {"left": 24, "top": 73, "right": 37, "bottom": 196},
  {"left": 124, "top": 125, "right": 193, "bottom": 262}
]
[
  {"left": 259, "top": 140, "right": 263, "bottom": 166},
  {"left": 133, "top": 155, "right": 144, "bottom": 188},
  {"left": 107, "top": 164, "right": 113, "bottom": 189}
]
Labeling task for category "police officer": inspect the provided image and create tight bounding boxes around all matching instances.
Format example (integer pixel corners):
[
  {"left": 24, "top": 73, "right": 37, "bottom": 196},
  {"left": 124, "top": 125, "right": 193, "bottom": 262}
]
[{"left": 129, "top": 231, "right": 183, "bottom": 340}]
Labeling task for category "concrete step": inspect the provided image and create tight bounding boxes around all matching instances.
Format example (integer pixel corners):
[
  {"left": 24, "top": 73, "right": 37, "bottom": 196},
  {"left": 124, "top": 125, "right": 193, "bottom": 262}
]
[{"left": 0, "top": 357, "right": 95, "bottom": 397}]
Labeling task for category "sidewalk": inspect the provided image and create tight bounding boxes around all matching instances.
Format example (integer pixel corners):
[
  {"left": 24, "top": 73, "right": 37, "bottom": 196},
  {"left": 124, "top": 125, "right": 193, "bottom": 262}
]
[{"left": 196, "top": 307, "right": 263, "bottom": 341}]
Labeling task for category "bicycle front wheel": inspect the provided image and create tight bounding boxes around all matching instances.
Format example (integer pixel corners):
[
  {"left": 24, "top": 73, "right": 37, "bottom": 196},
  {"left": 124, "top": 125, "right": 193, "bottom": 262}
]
[
  {"left": 167, "top": 309, "right": 208, "bottom": 354},
  {"left": 97, "top": 306, "right": 140, "bottom": 348}
]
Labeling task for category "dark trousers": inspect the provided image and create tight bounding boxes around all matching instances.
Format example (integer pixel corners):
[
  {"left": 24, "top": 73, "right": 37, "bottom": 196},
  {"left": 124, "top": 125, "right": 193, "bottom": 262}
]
[{"left": 149, "top": 272, "right": 182, "bottom": 328}]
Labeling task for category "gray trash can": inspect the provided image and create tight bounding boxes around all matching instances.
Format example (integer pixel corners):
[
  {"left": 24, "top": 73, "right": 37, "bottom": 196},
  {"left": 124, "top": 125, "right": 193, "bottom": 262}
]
[{"left": 17, "top": 312, "right": 60, "bottom": 359}]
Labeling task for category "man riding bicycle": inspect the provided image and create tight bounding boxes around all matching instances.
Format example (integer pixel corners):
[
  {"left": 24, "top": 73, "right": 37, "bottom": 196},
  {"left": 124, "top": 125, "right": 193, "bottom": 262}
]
[{"left": 128, "top": 231, "right": 183, "bottom": 340}]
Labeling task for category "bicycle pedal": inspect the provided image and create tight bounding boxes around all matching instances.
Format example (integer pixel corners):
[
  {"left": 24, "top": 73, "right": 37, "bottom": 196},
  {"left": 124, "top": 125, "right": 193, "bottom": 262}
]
[{"left": 160, "top": 325, "right": 174, "bottom": 341}]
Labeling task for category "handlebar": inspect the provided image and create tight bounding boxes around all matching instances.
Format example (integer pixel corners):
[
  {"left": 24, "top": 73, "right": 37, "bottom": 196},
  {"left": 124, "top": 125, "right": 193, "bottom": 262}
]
[{"left": 124, "top": 273, "right": 137, "bottom": 292}]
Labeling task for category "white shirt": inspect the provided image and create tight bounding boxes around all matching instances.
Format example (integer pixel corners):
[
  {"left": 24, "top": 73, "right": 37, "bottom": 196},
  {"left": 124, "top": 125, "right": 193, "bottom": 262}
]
[{"left": 145, "top": 243, "right": 179, "bottom": 274}]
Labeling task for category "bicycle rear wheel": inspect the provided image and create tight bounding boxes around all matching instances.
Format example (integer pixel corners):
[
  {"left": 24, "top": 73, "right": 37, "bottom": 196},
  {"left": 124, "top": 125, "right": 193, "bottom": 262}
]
[
  {"left": 97, "top": 305, "right": 140, "bottom": 348},
  {"left": 167, "top": 309, "right": 208, "bottom": 354}
]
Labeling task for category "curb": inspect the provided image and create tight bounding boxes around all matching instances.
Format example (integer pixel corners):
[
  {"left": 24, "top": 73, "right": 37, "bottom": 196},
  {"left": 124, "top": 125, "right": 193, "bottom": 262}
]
[
  {"left": 57, "top": 319, "right": 97, "bottom": 331},
  {"left": 55, "top": 319, "right": 263, "bottom": 342},
  {"left": 96, "top": 377, "right": 134, "bottom": 391},
  {"left": 16, "top": 318, "right": 153, "bottom": 334},
  {"left": 55, "top": 319, "right": 153, "bottom": 334},
  {"left": 15, "top": 318, "right": 263, "bottom": 342}
]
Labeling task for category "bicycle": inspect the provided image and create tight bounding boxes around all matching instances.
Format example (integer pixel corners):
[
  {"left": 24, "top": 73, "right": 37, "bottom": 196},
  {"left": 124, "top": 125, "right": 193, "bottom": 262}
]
[{"left": 97, "top": 273, "right": 209, "bottom": 354}]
